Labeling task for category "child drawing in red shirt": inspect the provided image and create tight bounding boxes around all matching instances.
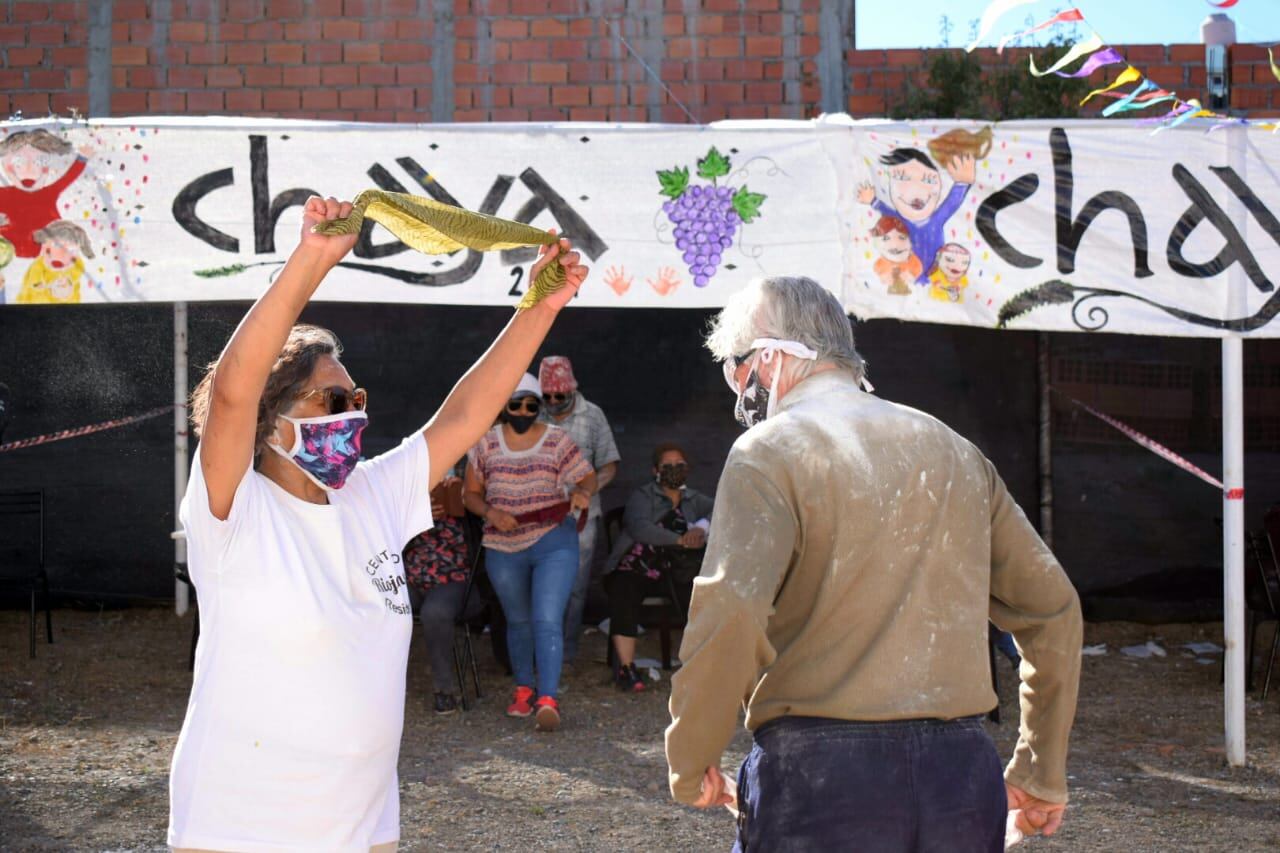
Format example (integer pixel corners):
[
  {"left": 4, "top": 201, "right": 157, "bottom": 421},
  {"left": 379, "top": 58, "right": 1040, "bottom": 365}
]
[{"left": 0, "top": 129, "right": 94, "bottom": 260}]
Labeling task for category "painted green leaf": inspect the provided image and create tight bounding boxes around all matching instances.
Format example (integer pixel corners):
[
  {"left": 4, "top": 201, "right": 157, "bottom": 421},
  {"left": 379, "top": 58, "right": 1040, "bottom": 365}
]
[
  {"left": 732, "top": 186, "right": 766, "bottom": 223},
  {"left": 194, "top": 264, "right": 249, "bottom": 278},
  {"left": 697, "top": 147, "right": 731, "bottom": 180},
  {"left": 996, "top": 280, "right": 1076, "bottom": 329},
  {"left": 657, "top": 166, "right": 690, "bottom": 199}
]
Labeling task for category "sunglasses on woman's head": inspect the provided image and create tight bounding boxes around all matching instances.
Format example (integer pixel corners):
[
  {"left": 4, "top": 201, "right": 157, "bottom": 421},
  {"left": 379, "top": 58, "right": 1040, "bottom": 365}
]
[
  {"left": 543, "top": 392, "right": 570, "bottom": 403},
  {"left": 297, "top": 385, "right": 368, "bottom": 415},
  {"left": 507, "top": 398, "right": 540, "bottom": 414}
]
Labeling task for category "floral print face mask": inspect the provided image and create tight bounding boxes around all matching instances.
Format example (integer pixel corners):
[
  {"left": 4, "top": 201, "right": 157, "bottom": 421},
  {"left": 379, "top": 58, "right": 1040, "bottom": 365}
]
[{"left": 269, "top": 410, "right": 368, "bottom": 492}]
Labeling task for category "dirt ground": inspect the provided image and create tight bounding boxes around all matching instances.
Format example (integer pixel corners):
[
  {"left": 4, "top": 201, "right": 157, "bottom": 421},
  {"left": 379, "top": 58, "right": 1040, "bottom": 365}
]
[{"left": 0, "top": 609, "right": 1277, "bottom": 852}]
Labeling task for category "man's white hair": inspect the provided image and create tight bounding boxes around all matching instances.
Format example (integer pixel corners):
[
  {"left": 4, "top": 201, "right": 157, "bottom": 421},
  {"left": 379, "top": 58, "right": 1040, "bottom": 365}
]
[{"left": 705, "top": 275, "right": 867, "bottom": 384}]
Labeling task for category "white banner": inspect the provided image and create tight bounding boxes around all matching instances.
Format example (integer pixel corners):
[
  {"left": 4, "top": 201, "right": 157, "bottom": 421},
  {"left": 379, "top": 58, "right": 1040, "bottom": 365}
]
[
  {"left": 0, "top": 117, "right": 850, "bottom": 311},
  {"left": 1, "top": 116, "right": 1277, "bottom": 338},
  {"left": 840, "top": 118, "right": 1280, "bottom": 338}
]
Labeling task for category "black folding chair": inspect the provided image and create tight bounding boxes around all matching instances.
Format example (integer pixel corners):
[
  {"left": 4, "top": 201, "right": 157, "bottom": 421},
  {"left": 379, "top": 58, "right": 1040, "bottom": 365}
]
[
  {"left": 603, "top": 506, "right": 689, "bottom": 671},
  {"left": 1254, "top": 508, "right": 1280, "bottom": 701},
  {"left": 0, "top": 490, "right": 54, "bottom": 658},
  {"left": 452, "top": 511, "right": 512, "bottom": 709}
]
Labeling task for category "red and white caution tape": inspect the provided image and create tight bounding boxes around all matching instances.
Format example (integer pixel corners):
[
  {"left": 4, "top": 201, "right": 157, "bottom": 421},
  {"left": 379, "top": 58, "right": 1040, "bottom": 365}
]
[
  {"left": 0, "top": 405, "right": 175, "bottom": 453},
  {"left": 1053, "top": 389, "right": 1240, "bottom": 499}
]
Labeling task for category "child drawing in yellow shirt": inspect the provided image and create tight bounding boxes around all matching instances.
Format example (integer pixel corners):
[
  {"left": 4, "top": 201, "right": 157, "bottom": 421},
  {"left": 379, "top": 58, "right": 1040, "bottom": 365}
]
[
  {"left": 15, "top": 220, "right": 95, "bottom": 305},
  {"left": 927, "top": 242, "right": 971, "bottom": 303}
]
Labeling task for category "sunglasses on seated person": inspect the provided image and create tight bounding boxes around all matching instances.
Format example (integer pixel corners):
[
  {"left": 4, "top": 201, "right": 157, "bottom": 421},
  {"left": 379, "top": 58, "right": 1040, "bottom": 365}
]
[
  {"left": 507, "top": 398, "right": 540, "bottom": 414},
  {"left": 542, "top": 392, "right": 571, "bottom": 404},
  {"left": 296, "top": 385, "right": 368, "bottom": 415}
]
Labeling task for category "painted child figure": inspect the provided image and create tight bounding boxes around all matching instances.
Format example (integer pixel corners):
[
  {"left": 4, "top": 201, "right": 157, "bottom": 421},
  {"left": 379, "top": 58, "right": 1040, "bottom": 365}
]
[
  {"left": 0, "top": 130, "right": 93, "bottom": 260},
  {"left": 16, "top": 220, "right": 96, "bottom": 305},
  {"left": 857, "top": 127, "right": 990, "bottom": 285},
  {"left": 927, "top": 242, "right": 972, "bottom": 303},
  {"left": 870, "top": 214, "right": 920, "bottom": 295}
]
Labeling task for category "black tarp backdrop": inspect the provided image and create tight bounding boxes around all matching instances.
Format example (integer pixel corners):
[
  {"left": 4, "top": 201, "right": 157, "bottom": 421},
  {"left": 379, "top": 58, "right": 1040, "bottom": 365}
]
[{"left": 1, "top": 301, "right": 1276, "bottom": 614}]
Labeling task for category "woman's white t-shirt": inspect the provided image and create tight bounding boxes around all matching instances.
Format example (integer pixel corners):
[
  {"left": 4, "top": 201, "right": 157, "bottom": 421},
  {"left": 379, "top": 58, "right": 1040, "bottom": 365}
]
[{"left": 169, "top": 433, "right": 432, "bottom": 853}]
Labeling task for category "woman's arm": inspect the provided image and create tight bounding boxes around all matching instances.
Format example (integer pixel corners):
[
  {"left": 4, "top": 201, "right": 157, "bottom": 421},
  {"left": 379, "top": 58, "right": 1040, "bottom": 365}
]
[
  {"left": 200, "top": 196, "right": 356, "bottom": 520},
  {"left": 423, "top": 235, "right": 588, "bottom": 487},
  {"left": 462, "top": 457, "right": 517, "bottom": 532},
  {"left": 569, "top": 471, "right": 598, "bottom": 513},
  {"left": 623, "top": 488, "right": 681, "bottom": 547}
]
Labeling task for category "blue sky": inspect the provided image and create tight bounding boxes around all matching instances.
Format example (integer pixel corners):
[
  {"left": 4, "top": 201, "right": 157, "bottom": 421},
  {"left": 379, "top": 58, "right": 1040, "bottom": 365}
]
[{"left": 857, "top": 0, "right": 1280, "bottom": 49}]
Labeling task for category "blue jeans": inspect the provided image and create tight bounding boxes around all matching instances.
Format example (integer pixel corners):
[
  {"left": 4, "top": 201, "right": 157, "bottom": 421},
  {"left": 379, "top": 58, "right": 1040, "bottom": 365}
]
[
  {"left": 734, "top": 716, "right": 1006, "bottom": 853},
  {"left": 484, "top": 519, "right": 579, "bottom": 699}
]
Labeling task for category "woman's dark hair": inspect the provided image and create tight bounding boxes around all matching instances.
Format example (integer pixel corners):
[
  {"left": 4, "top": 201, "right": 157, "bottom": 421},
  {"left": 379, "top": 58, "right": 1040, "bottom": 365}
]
[
  {"left": 879, "top": 148, "right": 937, "bottom": 172},
  {"left": 190, "top": 324, "right": 342, "bottom": 464},
  {"left": 651, "top": 442, "right": 689, "bottom": 468}
]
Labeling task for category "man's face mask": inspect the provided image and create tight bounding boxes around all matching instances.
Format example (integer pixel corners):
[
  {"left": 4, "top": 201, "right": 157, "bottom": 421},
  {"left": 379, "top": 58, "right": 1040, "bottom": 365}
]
[
  {"left": 722, "top": 339, "right": 819, "bottom": 429},
  {"left": 543, "top": 391, "right": 574, "bottom": 416},
  {"left": 656, "top": 462, "right": 689, "bottom": 490},
  {"left": 269, "top": 411, "right": 368, "bottom": 492}
]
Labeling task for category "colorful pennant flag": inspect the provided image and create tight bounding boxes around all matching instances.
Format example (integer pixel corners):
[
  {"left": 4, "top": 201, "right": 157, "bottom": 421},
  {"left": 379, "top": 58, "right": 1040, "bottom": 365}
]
[
  {"left": 1053, "top": 46, "right": 1126, "bottom": 78},
  {"left": 1080, "top": 66, "right": 1142, "bottom": 105},
  {"left": 966, "top": 0, "right": 1039, "bottom": 52},
  {"left": 996, "top": 8, "right": 1085, "bottom": 53},
  {"left": 1269, "top": 47, "right": 1280, "bottom": 84},
  {"left": 1206, "top": 0, "right": 1240, "bottom": 8},
  {"left": 1029, "top": 34, "right": 1105, "bottom": 77}
]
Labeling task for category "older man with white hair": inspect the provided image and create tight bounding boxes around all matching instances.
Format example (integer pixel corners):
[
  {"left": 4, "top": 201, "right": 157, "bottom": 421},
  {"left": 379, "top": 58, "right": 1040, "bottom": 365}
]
[{"left": 665, "top": 276, "right": 1082, "bottom": 852}]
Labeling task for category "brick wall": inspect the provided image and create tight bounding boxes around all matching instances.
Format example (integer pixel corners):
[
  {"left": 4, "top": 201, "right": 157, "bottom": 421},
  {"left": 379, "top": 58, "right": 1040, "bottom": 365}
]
[
  {"left": 4, "top": 0, "right": 1278, "bottom": 126},
  {"left": 0, "top": 0, "right": 826, "bottom": 124},
  {"left": 845, "top": 44, "right": 1280, "bottom": 118},
  {"left": 3, "top": 2, "right": 1274, "bottom": 124}
]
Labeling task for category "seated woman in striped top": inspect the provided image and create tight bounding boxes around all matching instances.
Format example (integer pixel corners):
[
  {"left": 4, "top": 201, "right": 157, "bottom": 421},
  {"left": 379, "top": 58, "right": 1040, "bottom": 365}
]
[{"left": 462, "top": 373, "right": 596, "bottom": 732}]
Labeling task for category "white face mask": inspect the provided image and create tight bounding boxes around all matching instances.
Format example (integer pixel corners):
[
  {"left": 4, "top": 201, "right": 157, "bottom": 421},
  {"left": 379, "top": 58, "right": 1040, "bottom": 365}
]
[{"left": 722, "top": 338, "right": 819, "bottom": 428}]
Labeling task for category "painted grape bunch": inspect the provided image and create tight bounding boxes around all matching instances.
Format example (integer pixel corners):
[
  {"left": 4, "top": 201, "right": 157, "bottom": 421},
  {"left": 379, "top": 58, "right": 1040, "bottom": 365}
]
[{"left": 658, "top": 147, "right": 765, "bottom": 287}]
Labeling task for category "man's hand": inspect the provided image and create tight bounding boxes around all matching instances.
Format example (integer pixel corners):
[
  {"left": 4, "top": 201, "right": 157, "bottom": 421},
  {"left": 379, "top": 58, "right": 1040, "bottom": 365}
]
[
  {"left": 530, "top": 230, "right": 589, "bottom": 312},
  {"left": 1006, "top": 783, "right": 1066, "bottom": 838},
  {"left": 856, "top": 181, "right": 876, "bottom": 205},
  {"left": 486, "top": 508, "right": 519, "bottom": 533},
  {"left": 569, "top": 487, "right": 591, "bottom": 513},
  {"left": 691, "top": 766, "right": 735, "bottom": 810},
  {"left": 77, "top": 144, "right": 95, "bottom": 160},
  {"left": 299, "top": 195, "right": 357, "bottom": 269}
]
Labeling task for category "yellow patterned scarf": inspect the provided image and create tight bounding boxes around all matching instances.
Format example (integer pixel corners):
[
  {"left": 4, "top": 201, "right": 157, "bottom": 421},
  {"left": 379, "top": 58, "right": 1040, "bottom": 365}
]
[{"left": 313, "top": 190, "right": 567, "bottom": 309}]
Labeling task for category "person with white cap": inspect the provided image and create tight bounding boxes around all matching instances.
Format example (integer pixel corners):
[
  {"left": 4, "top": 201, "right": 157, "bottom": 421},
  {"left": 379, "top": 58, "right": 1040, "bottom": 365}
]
[
  {"left": 463, "top": 372, "right": 597, "bottom": 731},
  {"left": 665, "top": 275, "right": 1082, "bottom": 851},
  {"left": 537, "top": 355, "right": 621, "bottom": 662}
]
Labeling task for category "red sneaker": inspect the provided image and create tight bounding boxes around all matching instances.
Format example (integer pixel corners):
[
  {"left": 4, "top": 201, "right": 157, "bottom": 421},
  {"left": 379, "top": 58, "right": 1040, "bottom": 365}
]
[
  {"left": 506, "top": 686, "right": 535, "bottom": 718},
  {"left": 534, "top": 696, "right": 561, "bottom": 732}
]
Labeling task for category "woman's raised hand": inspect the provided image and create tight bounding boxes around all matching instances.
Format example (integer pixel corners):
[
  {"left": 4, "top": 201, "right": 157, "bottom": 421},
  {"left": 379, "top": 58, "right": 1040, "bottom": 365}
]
[
  {"left": 530, "top": 229, "right": 589, "bottom": 312},
  {"left": 299, "top": 195, "right": 357, "bottom": 269}
]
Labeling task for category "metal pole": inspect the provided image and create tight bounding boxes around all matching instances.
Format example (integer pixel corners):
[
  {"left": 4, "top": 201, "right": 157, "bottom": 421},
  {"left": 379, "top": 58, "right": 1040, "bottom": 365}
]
[
  {"left": 174, "top": 301, "right": 189, "bottom": 616},
  {"left": 1222, "top": 126, "right": 1247, "bottom": 767},
  {"left": 1038, "top": 332, "right": 1053, "bottom": 548}
]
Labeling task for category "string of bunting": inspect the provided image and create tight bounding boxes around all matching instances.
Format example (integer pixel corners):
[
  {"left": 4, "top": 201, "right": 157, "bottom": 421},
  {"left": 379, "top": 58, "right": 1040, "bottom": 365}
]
[
  {"left": 1050, "top": 390, "right": 1241, "bottom": 498},
  {"left": 967, "top": 0, "right": 1280, "bottom": 134},
  {"left": 0, "top": 405, "right": 175, "bottom": 453}
]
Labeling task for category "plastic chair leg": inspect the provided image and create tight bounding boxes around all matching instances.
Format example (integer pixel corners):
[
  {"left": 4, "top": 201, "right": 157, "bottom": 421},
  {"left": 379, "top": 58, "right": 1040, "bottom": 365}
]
[
  {"left": 42, "top": 572, "right": 52, "bottom": 645},
  {"left": 452, "top": 639, "right": 469, "bottom": 711},
  {"left": 466, "top": 630, "right": 482, "bottom": 699},
  {"left": 1262, "top": 623, "right": 1279, "bottom": 702},
  {"left": 29, "top": 586, "right": 36, "bottom": 659}
]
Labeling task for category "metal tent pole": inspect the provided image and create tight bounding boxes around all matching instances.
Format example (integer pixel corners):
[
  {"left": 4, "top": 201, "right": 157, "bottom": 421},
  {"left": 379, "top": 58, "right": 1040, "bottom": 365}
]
[{"left": 1221, "top": 126, "right": 1247, "bottom": 767}]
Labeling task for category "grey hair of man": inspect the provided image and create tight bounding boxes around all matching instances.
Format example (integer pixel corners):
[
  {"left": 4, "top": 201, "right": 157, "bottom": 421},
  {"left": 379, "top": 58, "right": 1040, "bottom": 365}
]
[{"left": 705, "top": 275, "right": 867, "bottom": 388}]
